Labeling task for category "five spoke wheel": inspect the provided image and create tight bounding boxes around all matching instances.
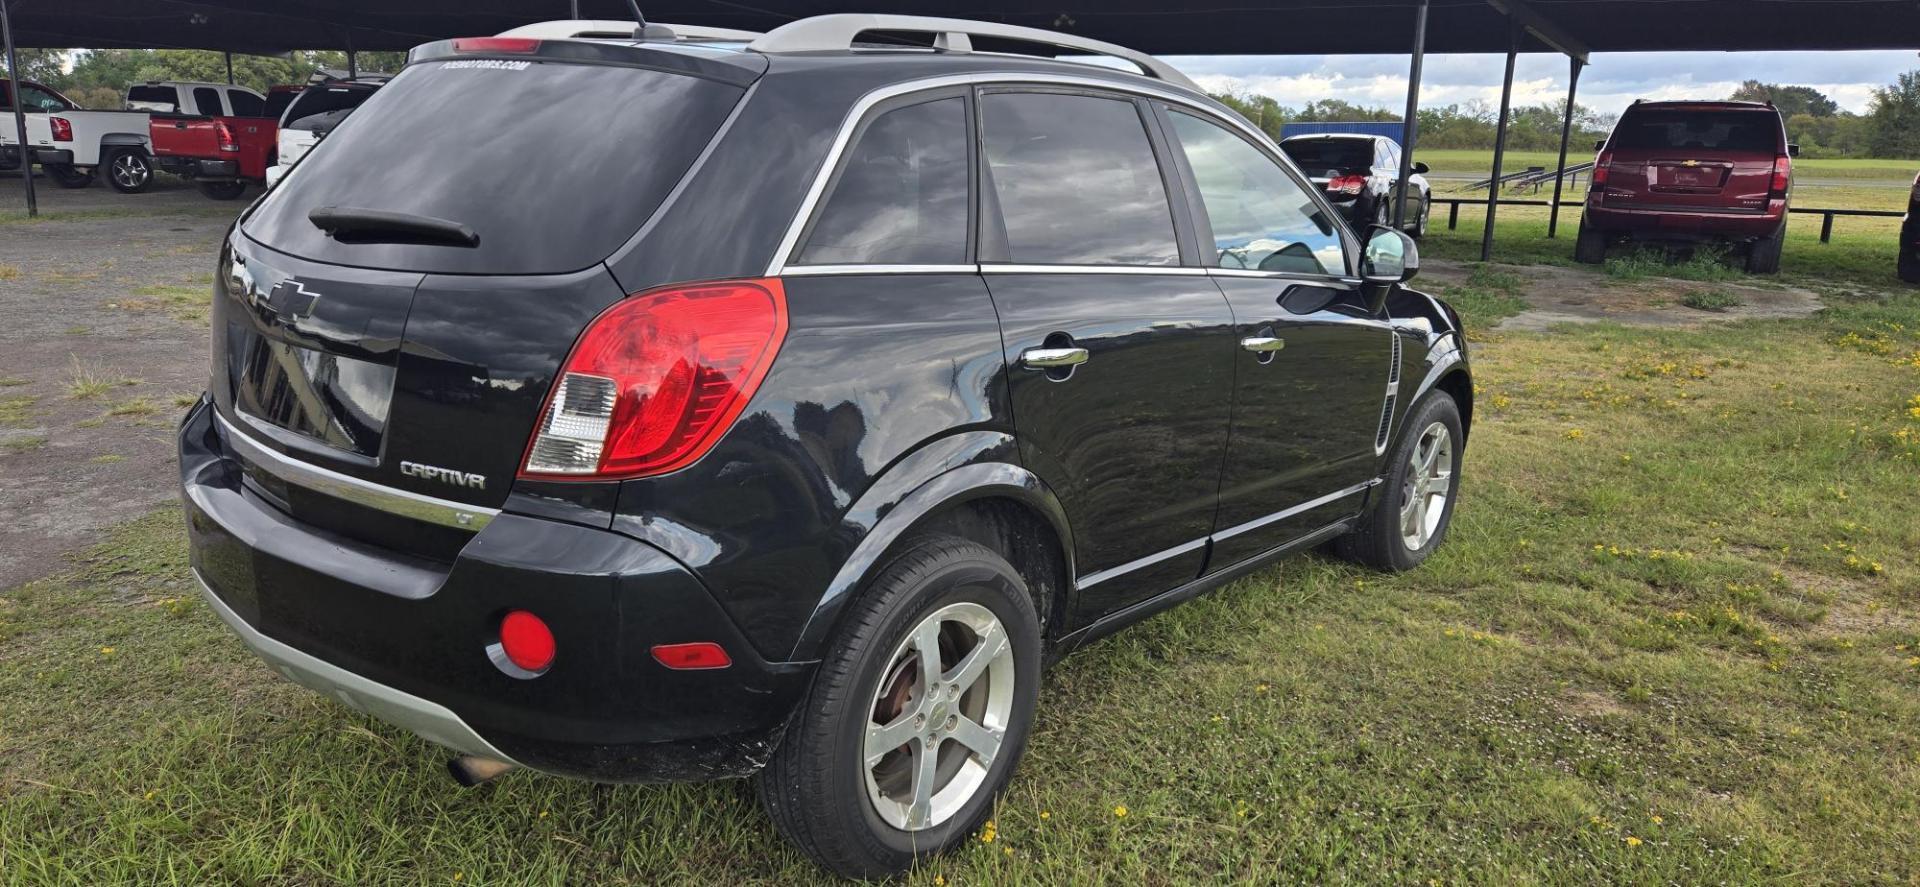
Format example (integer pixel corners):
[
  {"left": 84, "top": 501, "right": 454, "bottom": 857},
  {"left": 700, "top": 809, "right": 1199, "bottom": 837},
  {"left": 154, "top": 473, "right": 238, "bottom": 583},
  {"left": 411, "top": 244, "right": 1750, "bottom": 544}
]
[{"left": 1400, "top": 420, "right": 1454, "bottom": 551}]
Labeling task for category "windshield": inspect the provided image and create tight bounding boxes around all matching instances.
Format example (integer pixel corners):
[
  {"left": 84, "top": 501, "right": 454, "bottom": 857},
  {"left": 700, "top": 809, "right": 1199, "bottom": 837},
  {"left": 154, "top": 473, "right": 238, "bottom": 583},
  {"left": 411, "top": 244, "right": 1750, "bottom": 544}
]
[{"left": 244, "top": 59, "right": 743, "bottom": 274}]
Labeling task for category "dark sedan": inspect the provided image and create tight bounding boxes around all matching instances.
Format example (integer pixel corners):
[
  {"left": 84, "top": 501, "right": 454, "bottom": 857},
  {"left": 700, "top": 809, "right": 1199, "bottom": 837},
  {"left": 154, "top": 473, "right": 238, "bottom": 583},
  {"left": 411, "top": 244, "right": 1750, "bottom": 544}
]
[{"left": 1280, "top": 133, "right": 1431, "bottom": 237}]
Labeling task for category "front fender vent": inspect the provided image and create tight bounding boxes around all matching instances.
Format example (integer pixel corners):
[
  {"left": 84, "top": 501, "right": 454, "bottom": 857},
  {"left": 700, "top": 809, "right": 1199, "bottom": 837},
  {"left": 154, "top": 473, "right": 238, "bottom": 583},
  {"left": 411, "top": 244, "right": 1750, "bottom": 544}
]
[{"left": 1375, "top": 333, "right": 1403, "bottom": 454}]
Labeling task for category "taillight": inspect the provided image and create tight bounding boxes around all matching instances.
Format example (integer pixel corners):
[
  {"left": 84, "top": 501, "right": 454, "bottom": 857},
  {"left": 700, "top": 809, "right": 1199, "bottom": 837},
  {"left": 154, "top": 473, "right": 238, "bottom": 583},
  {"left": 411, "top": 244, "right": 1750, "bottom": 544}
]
[
  {"left": 453, "top": 36, "right": 541, "bottom": 53},
  {"left": 1591, "top": 151, "right": 1613, "bottom": 187},
  {"left": 49, "top": 117, "right": 72, "bottom": 141},
  {"left": 1770, "top": 154, "right": 1791, "bottom": 195},
  {"left": 215, "top": 120, "right": 238, "bottom": 152},
  {"left": 521, "top": 278, "right": 788, "bottom": 480},
  {"left": 1326, "top": 174, "right": 1366, "bottom": 196}
]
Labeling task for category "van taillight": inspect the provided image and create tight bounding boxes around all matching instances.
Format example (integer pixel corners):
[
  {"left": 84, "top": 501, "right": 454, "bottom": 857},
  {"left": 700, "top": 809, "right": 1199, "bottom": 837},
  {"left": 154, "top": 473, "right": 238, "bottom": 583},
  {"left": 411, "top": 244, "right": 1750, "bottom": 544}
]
[
  {"left": 520, "top": 279, "right": 788, "bottom": 480},
  {"left": 1771, "top": 155, "right": 1792, "bottom": 195},
  {"left": 216, "top": 120, "right": 238, "bottom": 152},
  {"left": 49, "top": 117, "right": 73, "bottom": 141},
  {"left": 1591, "top": 151, "right": 1613, "bottom": 188},
  {"left": 452, "top": 37, "right": 541, "bottom": 53}
]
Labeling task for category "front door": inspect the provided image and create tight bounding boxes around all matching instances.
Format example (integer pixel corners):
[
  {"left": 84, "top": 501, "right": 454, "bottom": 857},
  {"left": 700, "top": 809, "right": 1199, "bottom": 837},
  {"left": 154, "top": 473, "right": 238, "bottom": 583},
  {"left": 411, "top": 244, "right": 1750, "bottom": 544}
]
[
  {"left": 1159, "top": 106, "right": 1397, "bottom": 569},
  {"left": 975, "top": 88, "right": 1237, "bottom": 623}
]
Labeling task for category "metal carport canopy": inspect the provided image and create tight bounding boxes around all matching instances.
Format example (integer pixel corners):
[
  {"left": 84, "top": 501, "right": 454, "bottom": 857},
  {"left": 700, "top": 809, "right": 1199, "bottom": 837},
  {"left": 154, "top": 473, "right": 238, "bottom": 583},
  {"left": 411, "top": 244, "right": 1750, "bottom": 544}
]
[{"left": 9, "top": 0, "right": 1920, "bottom": 53}]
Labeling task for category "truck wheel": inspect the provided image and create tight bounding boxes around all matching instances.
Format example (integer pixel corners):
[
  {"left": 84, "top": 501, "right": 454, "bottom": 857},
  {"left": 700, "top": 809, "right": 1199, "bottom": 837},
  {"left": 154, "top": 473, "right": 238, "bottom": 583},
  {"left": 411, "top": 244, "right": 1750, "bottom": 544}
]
[
  {"left": 44, "top": 164, "right": 94, "bottom": 189},
  {"left": 756, "top": 536, "right": 1041, "bottom": 879},
  {"left": 198, "top": 181, "right": 248, "bottom": 201},
  {"left": 1574, "top": 217, "right": 1608, "bottom": 264},
  {"left": 1745, "top": 221, "right": 1786, "bottom": 274},
  {"left": 106, "top": 149, "right": 152, "bottom": 194}
]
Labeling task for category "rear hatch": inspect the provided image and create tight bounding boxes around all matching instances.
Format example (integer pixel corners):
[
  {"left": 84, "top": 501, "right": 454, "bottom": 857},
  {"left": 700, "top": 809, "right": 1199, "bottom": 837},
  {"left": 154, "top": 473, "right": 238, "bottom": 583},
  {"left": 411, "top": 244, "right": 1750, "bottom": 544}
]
[
  {"left": 1280, "top": 138, "right": 1374, "bottom": 201},
  {"left": 222, "top": 46, "right": 756, "bottom": 548},
  {"left": 1599, "top": 108, "right": 1783, "bottom": 212},
  {"left": 275, "top": 82, "right": 381, "bottom": 165}
]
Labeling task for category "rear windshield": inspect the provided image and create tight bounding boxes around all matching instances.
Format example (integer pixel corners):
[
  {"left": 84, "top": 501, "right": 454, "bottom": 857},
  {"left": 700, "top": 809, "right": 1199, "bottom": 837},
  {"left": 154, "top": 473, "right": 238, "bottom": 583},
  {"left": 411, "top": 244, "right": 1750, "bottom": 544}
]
[
  {"left": 244, "top": 60, "right": 743, "bottom": 275},
  {"left": 1612, "top": 110, "right": 1782, "bottom": 153},
  {"left": 264, "top": 90, "right": 299, "bottom": 122},
  {"left": 126, "top": 85, "right": 181, "bottom": 114},
  {"left": 1280, "top": 139, "right": 1374, "bottom": 173},
  {"left": 281, "top": 85, "right": 378, "bottom": 130}
]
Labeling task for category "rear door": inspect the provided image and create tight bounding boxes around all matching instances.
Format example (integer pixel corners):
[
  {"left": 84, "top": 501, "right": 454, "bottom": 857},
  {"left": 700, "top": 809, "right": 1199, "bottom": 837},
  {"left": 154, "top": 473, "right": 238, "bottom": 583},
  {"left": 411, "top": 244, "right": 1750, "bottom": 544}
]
[
  {"left": 1161, "top": 107, "right": 1395, "bottom": 569},
  {"left": 975, "top": 88, "right": 1236, "bottom": 622},
  {"left": 1601, "top": 109, "right": 1783, "bottom": 212}
]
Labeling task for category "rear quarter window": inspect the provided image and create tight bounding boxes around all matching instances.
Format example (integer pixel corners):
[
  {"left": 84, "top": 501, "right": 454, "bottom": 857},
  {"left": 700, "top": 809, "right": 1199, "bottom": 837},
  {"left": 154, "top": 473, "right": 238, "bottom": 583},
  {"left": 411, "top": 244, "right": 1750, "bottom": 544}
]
[{"left": 243, "top": 60, "right": 744, "bottom": 275}]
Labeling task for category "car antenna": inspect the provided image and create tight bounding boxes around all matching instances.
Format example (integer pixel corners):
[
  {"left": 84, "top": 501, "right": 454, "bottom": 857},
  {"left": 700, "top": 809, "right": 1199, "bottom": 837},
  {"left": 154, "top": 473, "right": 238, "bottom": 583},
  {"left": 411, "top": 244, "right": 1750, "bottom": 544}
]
[{"left": 626, "top": 0, "right": 676, "bottom": 41}]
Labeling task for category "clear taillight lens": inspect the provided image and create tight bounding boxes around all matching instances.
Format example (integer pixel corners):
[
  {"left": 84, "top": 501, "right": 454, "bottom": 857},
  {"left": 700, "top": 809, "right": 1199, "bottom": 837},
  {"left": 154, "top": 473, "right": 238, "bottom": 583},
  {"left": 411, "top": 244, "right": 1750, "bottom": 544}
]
[
  {"left": 50, "top": 117, "right": 73, "bottom": 141},
  {"left": 520, "top": 278, "right": 788, "bottom": 480}
]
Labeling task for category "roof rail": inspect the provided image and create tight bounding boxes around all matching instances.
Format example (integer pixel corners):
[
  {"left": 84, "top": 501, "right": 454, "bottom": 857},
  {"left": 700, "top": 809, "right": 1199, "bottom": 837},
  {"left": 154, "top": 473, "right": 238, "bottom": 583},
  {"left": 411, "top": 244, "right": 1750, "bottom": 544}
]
[
  {"left": 497, "top": 20, "right": 765, "bottom": 42},
  {"left": 746, "top": 14, "right": 1202, "bottom": 93}
]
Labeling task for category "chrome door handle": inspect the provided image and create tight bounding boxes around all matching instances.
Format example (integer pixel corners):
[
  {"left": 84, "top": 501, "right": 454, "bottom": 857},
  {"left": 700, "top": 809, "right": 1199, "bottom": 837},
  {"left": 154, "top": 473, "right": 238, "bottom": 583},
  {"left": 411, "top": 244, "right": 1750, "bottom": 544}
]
[
  {"left": 1240, "top": 336, "right": 1286, "bottom": 353},
  {"left": 1021, "top": 346, "right": 1089, "bottom": 369}
]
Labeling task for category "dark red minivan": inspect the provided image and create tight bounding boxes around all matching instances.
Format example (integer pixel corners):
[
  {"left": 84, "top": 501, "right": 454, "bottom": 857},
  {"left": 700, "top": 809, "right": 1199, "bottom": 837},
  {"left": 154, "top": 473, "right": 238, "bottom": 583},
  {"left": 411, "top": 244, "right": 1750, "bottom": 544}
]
[{"left": 1576, "top": 100, "right": 1796, "bottom": 273}]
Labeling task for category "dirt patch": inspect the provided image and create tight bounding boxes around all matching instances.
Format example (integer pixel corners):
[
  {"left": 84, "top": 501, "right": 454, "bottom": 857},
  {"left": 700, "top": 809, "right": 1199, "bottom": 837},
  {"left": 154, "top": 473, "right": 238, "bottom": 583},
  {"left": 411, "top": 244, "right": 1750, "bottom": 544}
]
[
  {"left": 1421, "top": 261, "right": 1826, "bottom": 332},
  {"left": 1562, "top": 688, "right": 1631, "bottom": 718},
  {"left": 0, "top": 172, "right": 241, "bottom": 589}
]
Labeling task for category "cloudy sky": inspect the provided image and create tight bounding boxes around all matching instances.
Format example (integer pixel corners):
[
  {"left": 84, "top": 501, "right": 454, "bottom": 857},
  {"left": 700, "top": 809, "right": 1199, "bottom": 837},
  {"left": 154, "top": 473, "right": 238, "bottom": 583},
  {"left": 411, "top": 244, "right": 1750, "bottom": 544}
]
[{"left": 1167, "top": 50, "right": 1920, "bottom": 115}]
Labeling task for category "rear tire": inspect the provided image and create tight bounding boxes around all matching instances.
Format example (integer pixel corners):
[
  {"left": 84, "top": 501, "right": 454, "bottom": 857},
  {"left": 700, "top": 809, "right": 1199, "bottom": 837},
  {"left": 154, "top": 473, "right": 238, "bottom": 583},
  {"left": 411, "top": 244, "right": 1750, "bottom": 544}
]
[
  {"left": 756, "top": 536, "right": 1041, "bottom": 879},
  {"left": 44, "top": 164, "right": 94, "bottom": 188},
  {"left": 1574, "top": 217, "right": 1608, "bottom": 264},
  {"left": 1745, "top": 221, "right": 1785, "bottom": 274},
  {"left": 1334, "top": 391, "right": 1464, "bottom": 572},
  {"left": 1900, "top": 249, "right": 1920, "bottom": 285},
  {"left": 197, "top": 180, "right": 247, "bottom": 201},
  {"left": 105, "top": 149, "right": 152, "bottom": 194},
  {"left": 1409, "top": 195, "right": 1429, "bottom": 239}
]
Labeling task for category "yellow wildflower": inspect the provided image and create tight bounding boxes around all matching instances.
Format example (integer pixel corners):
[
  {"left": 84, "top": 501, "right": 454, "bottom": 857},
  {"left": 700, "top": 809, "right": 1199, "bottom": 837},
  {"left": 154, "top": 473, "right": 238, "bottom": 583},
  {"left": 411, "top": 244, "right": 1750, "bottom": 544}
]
[
  {"left": 1624, "top": 836, "right": 1643, "bottom": 847},
  {"left": 1113, "top": 805, "right": 1129, "bottom": 818},
  {"left": 100, "top": 646, "right": 115, "bottom": 655}
]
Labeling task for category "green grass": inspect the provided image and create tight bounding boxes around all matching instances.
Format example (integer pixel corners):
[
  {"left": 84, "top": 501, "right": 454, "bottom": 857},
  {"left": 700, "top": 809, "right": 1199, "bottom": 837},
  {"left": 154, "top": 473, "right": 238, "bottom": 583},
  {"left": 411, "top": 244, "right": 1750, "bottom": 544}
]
[
  {"left": 125, "top": 283, "right": 212, "bottom": 324},
  {"left": 5, "top": 294, "right": 1920, "bottom": 884},
  {"left": 1680, "top": 289, "right": 1744, "bottom": 312},
  {"left": 1433, "top": 262, "right": 1531, "bottom": 330},
  {"left": 1604, "top": 247, "right": 1745, "bottom": 283},
  {"left": 0, "top": 394, "right": 35, "bottom": 428}
]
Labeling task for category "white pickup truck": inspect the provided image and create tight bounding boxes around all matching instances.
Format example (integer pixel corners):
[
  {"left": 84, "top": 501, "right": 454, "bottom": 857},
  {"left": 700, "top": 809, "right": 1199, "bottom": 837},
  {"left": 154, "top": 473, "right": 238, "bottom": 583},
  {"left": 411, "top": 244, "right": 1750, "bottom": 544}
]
[{"left": 1, "top": 80, "right": 266, "bottom": 193}]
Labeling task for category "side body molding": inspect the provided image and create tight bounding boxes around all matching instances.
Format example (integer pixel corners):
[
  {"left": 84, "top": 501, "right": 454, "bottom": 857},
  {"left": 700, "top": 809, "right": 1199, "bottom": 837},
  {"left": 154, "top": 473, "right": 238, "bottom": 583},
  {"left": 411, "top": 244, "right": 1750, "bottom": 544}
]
[{"left": 786, "top": 435, "right": 1075, "bottom": 662}]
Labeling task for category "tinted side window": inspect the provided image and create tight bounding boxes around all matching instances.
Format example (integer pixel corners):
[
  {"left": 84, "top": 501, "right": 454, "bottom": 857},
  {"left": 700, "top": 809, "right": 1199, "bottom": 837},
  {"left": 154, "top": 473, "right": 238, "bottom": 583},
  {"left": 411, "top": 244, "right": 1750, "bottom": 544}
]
[
  {"left": 1169, "top": 111, "right": 1345, "bottom": 276},
  {"left": 796, "top": 96, "right": 969, "bottom": 265},
  {"left": 18, "top": 84, "right": 67, "bottom": 112},
  {"left": 193, "top": 87, "right": 224, "bottom": 116},
  {"left": 980, "top": 92, "right": 1179, "bottom": 266},
  {"left": 228, "top": 89, "right": 266, "bottom": 118}
]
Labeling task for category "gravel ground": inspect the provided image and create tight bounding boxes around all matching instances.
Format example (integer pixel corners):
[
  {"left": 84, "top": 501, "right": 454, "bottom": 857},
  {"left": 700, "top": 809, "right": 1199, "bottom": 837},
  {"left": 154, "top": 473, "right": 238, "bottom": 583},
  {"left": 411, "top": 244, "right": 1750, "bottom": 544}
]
[{"left": 0, "top": 170, "right": 245, "bottom": 588}]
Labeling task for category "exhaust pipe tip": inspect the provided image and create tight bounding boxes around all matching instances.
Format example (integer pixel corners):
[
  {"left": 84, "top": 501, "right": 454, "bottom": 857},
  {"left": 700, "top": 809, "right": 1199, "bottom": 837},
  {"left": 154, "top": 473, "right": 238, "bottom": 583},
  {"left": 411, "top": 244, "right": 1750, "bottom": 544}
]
[{"left": 447, "top": 755, "right": 514, "bottom": 787}]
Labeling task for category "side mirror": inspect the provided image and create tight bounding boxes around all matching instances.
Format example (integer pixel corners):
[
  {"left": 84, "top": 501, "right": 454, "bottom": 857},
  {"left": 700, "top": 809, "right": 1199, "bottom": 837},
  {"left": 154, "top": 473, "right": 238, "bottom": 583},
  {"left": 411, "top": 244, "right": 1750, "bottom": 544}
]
[
  {"left": 1360, "top": 226, "right": 1419, "bottom": 314},
  {"left": 1787, "top": 143, "right": 1801, "bottom": 157},
  {"left": 1594, "top": 138, "right": 1607, "bottom": 152},
  {"left": 1411, "top": 161, "right": 1430, "bottom": 175}
]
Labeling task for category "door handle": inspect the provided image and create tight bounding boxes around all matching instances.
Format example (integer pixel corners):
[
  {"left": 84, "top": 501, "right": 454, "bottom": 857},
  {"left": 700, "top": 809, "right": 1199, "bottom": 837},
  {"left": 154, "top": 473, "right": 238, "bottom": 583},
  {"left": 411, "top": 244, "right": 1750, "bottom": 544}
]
[
  {"left": 1240, "top": 336, "right": 1286, "bottom": 353},
  {"left": 1021, "top": 346, "right": 1089, "bottom": 369}
]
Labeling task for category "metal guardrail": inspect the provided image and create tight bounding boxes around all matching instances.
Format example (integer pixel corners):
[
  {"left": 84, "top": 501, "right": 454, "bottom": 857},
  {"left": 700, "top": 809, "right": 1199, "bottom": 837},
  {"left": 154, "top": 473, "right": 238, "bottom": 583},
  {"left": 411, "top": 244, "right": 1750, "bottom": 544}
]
[{"left": 1431, "top": 198, "right": 1905, "bottom": 243}]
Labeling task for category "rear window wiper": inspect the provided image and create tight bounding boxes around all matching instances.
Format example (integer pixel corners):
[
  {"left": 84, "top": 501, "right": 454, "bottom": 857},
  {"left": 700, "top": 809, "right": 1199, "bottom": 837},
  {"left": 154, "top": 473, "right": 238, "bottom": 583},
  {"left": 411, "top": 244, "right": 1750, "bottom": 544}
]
[{"left": 308, "top": 206, "right": 480, "bottom": 247}]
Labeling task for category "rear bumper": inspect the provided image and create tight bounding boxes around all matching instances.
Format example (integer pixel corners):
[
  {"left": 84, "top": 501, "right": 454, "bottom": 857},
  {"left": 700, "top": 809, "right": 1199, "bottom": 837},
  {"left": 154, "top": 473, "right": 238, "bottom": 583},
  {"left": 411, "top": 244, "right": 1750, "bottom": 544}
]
[
  {"left": 153, "top": 156, "right": 240, "bottom": 179},
  {"left": 0, "top": 146, "right": 75, "bottom": 168},
  {"left": 1585, "top": 199, "right": 1785, "bottom": 239},
  {"left": 177, "top": 397, "right": 812, "bottom": 782}
]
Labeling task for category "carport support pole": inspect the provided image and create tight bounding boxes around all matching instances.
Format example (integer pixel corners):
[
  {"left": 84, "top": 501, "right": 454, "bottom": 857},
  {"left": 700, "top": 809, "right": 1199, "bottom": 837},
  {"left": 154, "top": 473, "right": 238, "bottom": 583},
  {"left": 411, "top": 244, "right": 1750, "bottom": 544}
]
[
  {"left": 1546, "top": 58, "right": 1584, "bottom": 238},
  {"left": 1480, "top": 22, "right": 1522, "bottom": 262},
  {"left": 1393, "top": 0, "right": 1429, "bottom": 228},
  {"left": 1, "top": 0, "right": 35, "bottom": 217}
]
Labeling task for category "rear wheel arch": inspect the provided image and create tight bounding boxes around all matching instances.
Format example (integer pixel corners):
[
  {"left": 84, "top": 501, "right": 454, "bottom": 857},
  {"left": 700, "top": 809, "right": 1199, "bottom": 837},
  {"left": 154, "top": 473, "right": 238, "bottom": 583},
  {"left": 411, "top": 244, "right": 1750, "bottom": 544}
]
[{"left": 901, "top": 497, "right": 1071, "bottom": 641}]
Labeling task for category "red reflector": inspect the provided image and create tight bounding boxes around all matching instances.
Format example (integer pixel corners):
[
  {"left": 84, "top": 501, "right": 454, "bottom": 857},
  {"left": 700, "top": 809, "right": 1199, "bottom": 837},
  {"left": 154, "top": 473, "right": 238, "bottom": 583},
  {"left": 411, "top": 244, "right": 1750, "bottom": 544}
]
[
  {"left": 499, "top": 610, "right": 556, "bottom": 672},
  {"left": 50, "top": 117, "right": 73, "bottom": 142},
  {"left": 652, "top": 642, "right": 732, "bottom": 670},
  {"left": 453, "top": 37, "right": 541, "bottom": 53}
]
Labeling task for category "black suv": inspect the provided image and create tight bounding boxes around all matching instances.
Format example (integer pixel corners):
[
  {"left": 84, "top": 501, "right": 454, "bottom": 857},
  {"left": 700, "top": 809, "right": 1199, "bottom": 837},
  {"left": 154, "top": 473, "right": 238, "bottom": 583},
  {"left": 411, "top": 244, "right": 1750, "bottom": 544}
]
[{"left": 178, "top": 15, "right": 1472, "bottom": 878}]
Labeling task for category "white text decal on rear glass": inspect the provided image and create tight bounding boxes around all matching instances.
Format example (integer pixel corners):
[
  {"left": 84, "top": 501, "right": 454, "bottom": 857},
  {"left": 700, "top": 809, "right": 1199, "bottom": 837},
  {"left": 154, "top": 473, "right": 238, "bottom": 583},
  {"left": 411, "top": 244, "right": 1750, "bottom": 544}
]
[{"left": 441, "top": 60, "right": 531, "bottom": 71}]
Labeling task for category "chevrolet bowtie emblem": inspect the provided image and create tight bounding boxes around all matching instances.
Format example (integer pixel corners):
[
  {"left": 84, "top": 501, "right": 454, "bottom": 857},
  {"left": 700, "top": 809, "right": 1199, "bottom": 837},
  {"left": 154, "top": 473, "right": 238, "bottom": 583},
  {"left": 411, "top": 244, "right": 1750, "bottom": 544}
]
[
  {"left": 265, "top": 279, "right": 322, "bottom": 321},
  {"left": 1683, "top": 160, "right": 1701, "bottom": 167}
]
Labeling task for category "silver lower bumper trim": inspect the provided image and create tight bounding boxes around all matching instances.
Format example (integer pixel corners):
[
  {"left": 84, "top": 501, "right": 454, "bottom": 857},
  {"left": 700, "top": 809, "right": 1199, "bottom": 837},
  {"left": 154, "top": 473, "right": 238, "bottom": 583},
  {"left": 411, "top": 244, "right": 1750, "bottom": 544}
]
[{"left": 192, "top": 568, "right": 519, "bottom": 765}]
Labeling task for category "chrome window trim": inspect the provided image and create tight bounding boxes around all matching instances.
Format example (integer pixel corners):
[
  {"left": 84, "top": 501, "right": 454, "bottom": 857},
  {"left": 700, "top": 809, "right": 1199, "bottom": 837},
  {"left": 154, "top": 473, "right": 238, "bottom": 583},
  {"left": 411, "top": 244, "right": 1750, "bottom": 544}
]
[
  {"left": 765, "top": 71, "right": 1285, "bottom": 278},
  {"left": 217, "top": 412, "right": 499, "bottom": 532},
  {"left": 1211, "top": 479, "right": 1380, "bottom": 543},
  {"left": 782, "top": 263, "right": 979, "bottom": 276},
  {"left": 1208, "top": 268, "right": 1365, "bottom": 284},
  {"left": 982, "top": 264, "right": 1209, "bottom": 276},
  {"left": 1077, "top": 536, "right": 1208, "bottom": 589}
]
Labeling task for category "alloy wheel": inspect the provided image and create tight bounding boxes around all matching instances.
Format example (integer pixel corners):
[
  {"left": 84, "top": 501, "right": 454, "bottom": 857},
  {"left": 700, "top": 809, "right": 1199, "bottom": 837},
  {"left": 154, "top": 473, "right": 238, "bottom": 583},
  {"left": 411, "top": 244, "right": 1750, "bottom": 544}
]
[
  {"left": 112, "top": 153, "right": 149, "bottom": 190},
  {"left": 863, "top": 601, "right": 1015, "bottom": 832},
  {"left": 1400, "top": 421, "right": 1453, "bottom": 550}
]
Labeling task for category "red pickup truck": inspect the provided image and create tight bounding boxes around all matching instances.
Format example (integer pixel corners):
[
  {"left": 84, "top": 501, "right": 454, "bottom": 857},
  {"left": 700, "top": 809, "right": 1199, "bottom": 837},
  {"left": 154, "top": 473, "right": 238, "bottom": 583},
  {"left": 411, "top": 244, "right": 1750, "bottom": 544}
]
[{"left": 147, "top": 85, "right": 298, "bottom": 200}]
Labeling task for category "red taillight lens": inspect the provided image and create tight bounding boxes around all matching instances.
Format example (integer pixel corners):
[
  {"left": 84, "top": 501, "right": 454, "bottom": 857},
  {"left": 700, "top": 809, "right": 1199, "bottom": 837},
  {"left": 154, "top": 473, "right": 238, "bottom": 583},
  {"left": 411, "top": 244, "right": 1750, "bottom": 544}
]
[
  {"left": 453, "top": 37, "right": 541, "bottom": 53},
  {"left": 215, "top": 120, "right": 238, "bottom": 152},
  {"left": 1771, "top": 155, "right": 1791, "bottom": 194},
  {"left": 1591, "top": 151, "right": 1613, "bottom": 187},
  {"left": 498, "top": 611, "right": 555, "bottom": 672},
  {"left": 521, "top": 278, "right": 788, "bottom": 480},
  {"left": 1326, "top": 174, "right": 1367, "bottom": 196},
  {"left": 49, "top": 117, "right": 73, "bottom": 141},
  {"left": 651, "top": 642, "right": 732, "bottom": 670}
]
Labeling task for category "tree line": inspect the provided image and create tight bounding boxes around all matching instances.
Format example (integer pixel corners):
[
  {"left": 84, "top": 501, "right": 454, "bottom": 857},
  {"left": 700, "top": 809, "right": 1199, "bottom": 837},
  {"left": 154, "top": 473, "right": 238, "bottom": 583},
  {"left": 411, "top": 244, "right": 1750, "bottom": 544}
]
[
  {"left": 7, "top": 48, "right": 409, "bottom": 110},
  {"left": 1212, "top": 72, "right": 1920, "bottom": 160}
]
